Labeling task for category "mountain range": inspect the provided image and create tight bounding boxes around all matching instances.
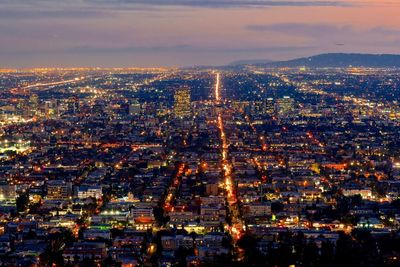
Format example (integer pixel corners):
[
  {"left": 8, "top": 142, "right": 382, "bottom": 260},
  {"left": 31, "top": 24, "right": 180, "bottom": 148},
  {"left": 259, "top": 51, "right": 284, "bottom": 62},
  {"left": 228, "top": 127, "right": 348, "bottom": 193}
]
[{"left": 230, "top": 53, "right": 400, "bottom": 68}]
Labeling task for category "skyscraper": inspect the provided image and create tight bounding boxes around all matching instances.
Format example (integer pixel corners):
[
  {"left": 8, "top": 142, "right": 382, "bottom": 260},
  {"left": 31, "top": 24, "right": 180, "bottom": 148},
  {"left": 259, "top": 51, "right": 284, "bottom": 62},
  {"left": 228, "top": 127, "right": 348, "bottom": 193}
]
[
  {"left": 276, "top": 96, "right": 294, "bottom": 115},
  {"left": 29, "top": 94, "right": 39, "bottom": 117},
  {"left": 174, "top": 87, "right": 191, "bottom": 118},
  {"left": 129, "top": 99, "right": 141, "bottom": 116},
  {"left": 67, "top": 96, "right": 80, "bottom": 114},
  {"left": 263, "top": 98, "right": 276, "bottom": 116}
]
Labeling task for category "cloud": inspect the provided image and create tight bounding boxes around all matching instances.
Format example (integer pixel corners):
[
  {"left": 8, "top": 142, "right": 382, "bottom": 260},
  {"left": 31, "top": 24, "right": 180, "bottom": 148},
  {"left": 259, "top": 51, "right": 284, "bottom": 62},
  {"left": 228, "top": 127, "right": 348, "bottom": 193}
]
[
  {"left": 88, "top": 0, "right": 353, "bottom": 8},
  {"left": 0, "top": 8, "right": 111, "bottom": 19},
  {"left": 246, "top": 23, "right": 400, "bottom": 40},
  {"left": 0, "top": 43, "right": 315, "bottom": 55},
  {"left": 246, "top": 23, "right": 354, "bottom": 37},
  {"left": 0, "top": 0, "right": 355, "bottom": 9},
  {"left": 0, "top": 0, "right": 368, "bottom": 22},
  {"left": 66, "top": 44, "right": 193, "bottom": 53},
  {"left": 369, "top": 26, "right": 400, "bottom": 36},
  {"left": 66, "top": 44, "right": 315, "bottom": 53}
]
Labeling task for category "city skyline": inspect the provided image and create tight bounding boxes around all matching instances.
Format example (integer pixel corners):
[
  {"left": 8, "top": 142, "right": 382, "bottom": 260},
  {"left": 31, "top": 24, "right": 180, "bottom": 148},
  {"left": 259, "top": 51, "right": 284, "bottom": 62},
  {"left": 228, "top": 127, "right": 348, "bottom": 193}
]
[
  {"left": 2, "top": 1, "right": 400, "bottom": 266},
  {"left": 1, "top": 0, "right": 400, "bottom": 67},
  {"left": 1, "top": 63, "right": 400, "bottom": 266}
]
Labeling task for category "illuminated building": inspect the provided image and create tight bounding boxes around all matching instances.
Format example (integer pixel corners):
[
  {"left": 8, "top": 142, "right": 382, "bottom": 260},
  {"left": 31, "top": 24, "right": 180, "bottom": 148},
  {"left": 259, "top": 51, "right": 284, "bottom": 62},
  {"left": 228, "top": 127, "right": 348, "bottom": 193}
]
[
  {"left": 0, "top": 185, "right": 16, "bottom": 202},
  {"left": 205, "top": 184, "right": 219, "bottom": 196},
  {"left": 44, "top": 99, "right": 59, "bottom": 118},
  {"left": 250, "top": 101, "right": 263, "bottom": 115},
  {"left": 276, "top": 96, "right": 294, "bottom": 115},
  {"left": 129, "top": 99, "right": 141, "bottom": 116},
  {"left": 392, "top": 161, "right": 400, "bottom": 179},
  {"left": 29, "top": 94, "right": 39, "bottom": 116},
  {"left": 174, "top": 87, "right": 191, "bottom": 118},
  {"left": 77, "top": 185, "right": 103, "bottom": 199},
  {"left": 131, "top": 204, "right": 155, "bottom": 221},
  {"left": 67, "top": 96, "right": 79, "bottom": 114},
  {"left": 0, "top": 139, "right": 31, "bottom": 154},
  {"left": 46, "top": 180, "right": 72, "bottom": 200},
  {"left": 263, "top": 98, "right": 275, "bottom": 115}
]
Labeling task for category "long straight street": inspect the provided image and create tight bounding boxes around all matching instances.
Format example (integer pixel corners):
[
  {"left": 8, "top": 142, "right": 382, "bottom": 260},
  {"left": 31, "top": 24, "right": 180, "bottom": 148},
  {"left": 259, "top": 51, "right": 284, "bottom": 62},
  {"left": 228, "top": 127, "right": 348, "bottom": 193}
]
[{"left": 214, "top": 72, "right": 245, "bottom": 241}]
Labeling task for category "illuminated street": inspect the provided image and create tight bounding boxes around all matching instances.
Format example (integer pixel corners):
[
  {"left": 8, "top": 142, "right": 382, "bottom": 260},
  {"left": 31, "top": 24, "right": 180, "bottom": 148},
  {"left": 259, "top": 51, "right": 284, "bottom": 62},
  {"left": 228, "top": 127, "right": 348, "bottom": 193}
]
[{"left": 214, "top": 72, "right": 245, "bottom": 241}]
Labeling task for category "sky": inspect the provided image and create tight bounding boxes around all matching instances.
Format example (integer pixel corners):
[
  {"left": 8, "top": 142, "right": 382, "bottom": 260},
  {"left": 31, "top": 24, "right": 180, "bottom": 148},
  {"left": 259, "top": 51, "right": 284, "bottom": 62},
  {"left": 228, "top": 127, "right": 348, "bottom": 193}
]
[{"left": 1, "top": 0, "right": 400, "bottom": 67}]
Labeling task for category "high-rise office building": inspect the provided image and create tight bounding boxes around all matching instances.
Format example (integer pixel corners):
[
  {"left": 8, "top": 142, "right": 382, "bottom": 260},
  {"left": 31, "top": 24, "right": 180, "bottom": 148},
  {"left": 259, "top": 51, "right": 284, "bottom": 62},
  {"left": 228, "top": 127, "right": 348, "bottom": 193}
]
[
  {"left": 276, "top": 96, "right": 294, "bottom": 115},
  {"left": 251, "top": 101, "right": 263, "bottom": 115},
  {"left": 129, "top": 99, "right": 141, "bottom": 116},
  {"left": 263, "top": 98, "right": 276, "bottom": 115},
  {"left": 174, "top": 87, "right": 191, "bottom": 118},
  {"left": 44, "top": 99, "right": 59, "bottom": 118},
  {"left": 67, "top": 96, "right": 80, "bottom": 114},
  {"left": 29, "top": 94, "right": 39, "bottom": 116}
]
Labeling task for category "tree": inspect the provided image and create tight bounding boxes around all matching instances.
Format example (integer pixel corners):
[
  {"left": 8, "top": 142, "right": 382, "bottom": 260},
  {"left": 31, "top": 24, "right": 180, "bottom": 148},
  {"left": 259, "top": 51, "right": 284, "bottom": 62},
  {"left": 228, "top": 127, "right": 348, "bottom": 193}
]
[
  {"left": 237, "top": 233, "right": 264, "bottom": 266},
  {"left": 81, "top": 257, "right": 95, "bottom": 267},
  {"left": 16, "top": 192, "right": 29, "bottom": 212},
  {"left": 320, "top": 241, "right": 334, "bottom": 267},
  {"left": 40, "top": 229, "right": 76, "bottom": 266},
  {"left": 335, "top": 232, "right": 355, "bottom": 266},
  {"left": 302, "top": 240, "right": 319, "bottom": 267},
  {"left": 271, "top": 201, "right": 284, "bottom": 213}
]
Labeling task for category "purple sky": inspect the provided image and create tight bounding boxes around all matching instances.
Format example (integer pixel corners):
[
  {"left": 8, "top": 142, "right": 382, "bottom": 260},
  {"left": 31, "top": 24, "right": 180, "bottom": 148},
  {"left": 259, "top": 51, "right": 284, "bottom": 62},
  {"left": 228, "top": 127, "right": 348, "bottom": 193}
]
[{"left": 1, "top": 0, "right": 400, "bottom": 67}]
